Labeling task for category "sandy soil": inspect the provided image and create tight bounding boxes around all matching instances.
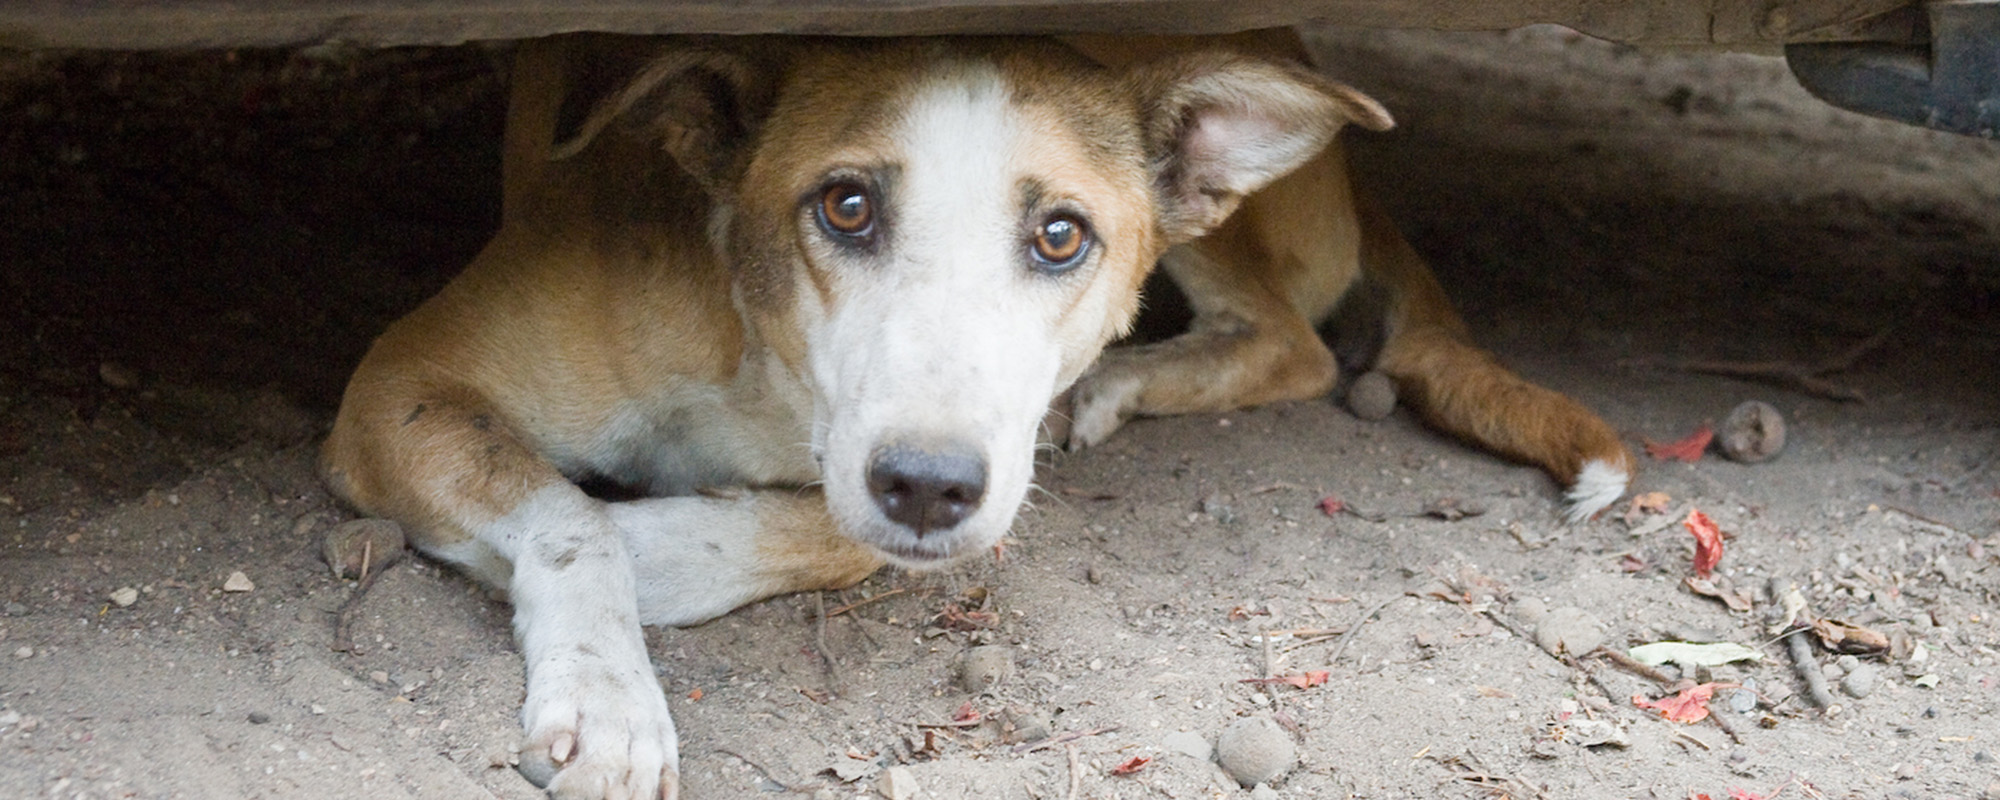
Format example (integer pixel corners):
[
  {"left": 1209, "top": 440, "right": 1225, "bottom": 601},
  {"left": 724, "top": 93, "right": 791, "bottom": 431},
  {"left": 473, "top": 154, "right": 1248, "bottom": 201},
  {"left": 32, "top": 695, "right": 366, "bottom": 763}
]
[{"left": 2, "top": 26, "right": 1997, "bottom": 800}]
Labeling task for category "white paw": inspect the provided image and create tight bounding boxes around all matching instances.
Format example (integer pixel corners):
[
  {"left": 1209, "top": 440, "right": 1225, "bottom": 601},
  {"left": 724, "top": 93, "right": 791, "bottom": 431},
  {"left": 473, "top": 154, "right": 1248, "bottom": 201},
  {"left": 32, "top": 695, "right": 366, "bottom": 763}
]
[
  {"left": 517, "top": 648, "right": 680, "bottom": 800},
  {"left": 1066, "top": 371, "right": 1142, "bottom": 450}
]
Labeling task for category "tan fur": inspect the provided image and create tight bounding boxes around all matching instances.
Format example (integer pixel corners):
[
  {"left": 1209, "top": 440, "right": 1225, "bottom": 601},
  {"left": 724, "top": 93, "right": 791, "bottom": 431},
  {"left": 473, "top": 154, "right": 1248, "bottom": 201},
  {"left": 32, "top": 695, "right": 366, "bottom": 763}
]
[{"left": 1063, "top": 30, "right": 1634, "bottom": 509}]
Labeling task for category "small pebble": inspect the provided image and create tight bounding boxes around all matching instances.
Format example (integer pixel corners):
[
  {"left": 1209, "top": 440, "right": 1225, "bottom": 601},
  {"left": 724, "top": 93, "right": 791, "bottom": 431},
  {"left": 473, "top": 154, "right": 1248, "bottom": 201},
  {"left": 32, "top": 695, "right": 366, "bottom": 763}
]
[
  {"left": 322, "top": 519, "right": 408, "bottom": 579},
  {"left": 12, "top": 646, "right": 32, "bottom": 660},
  {"left": 1161, "top": 730, "right": 1211, "bottom": 761},
  {"left": 98, "top": 361, "right": 140, "bottom": 389},
  {"left": 1345, "top": 371, "right": 1397, "bottom": 421},
  {"left": 957, "top": 645, "right": 1014, "bottom": 693},
  {"left": 247, "top": 711, "right": 270, "bottom": 725},
  {"left": 875, "top": 765, "right": 919, "bottom": 800},
  {"left": 999, "top": 706, "right": 1053, "bottom": 744},
  {"left": 5, "top": 601, "right": 28, "bottom": 616},
  {"left": 1250, "top": 784, "right": 1280, "bottom": 800},
  {"left": 1533, "top": 607, "right": 1605, "bottom": 657},
  {"left": 1842, "top": 664, "right": 1880, "bottom": 699},
  {"left": 1725, "top": 687, "right": 1758, "bottom": 713},
  {"left": 1718, "top": 400, "right": 1785, "bottom": 463},
  {"left": 1216, "top": 715, "right": 1295, "bottom": 788},
  {"left": 223, "top": 571, "right": 255, "bottom": 593},
  {"left": 109, "top": 587, "right": 139, "bottom": 608}
]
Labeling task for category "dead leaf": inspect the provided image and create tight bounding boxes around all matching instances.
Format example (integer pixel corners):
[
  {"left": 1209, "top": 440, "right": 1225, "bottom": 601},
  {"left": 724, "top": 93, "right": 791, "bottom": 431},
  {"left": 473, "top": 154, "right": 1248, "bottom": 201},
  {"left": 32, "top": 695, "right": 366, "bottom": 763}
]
[
  {"left": 950, "top": 701, "right": 981, "bottom": 724},
  {"left": 1109, "top": 756, "right": 1151, "bottom": 776},
  {"left": 1239, "top": 670, "right": 1329, "bottom": 690},
  {"left": 1619, "top": 553, "right": 1648, "bottom": 573},
  {"left": 1645, "top": 424, "right": 1714, "bottom": 462},
  {"left": 1631, "top": 682, "right": 1732, "bottom": 723},
  {"left": 933, "top": 603, "right": 998, "bottom": 631},
  {"left": 1811, "top": 618, "right": 1890, "bottom": 654},
  {"left": 686, "top": 688, "right": 704, "bottom": 702},
  {"left": 1727, "top": 789, "right": 1770, "bottom": 800},
  {"left": 1623, "top": 491, "right": 1672, "bottom": 524},
  {"left": 1684, "top": 576, "right": 1755, "bottom": 612},
  {"left": 1684, "top": 509, "right": 1724, "bottom": 578}
]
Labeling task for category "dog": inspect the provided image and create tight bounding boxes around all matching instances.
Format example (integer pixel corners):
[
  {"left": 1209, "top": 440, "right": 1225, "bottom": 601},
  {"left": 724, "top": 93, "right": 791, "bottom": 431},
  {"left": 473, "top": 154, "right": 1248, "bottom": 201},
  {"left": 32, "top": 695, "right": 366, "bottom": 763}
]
[
  {"left": 320, "top": 33, "right": 1393, "bottom": 799},
  {"left": 1060, "top": 30, "right": 1634, "bottom": 521}
]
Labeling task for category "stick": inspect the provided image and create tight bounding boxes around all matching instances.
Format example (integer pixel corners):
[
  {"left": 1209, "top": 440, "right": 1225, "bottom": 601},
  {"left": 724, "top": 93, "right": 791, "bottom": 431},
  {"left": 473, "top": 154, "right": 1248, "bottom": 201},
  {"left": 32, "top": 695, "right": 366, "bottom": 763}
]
[
  {"left": 1329, "top": 596, "right": 1398, "bottom": 667},
  {"left": 1592, "top": 647, "right": 1676, "bottom": 686},
  {"left": 1064, "top": 744, "right": 1081, "bottom": 800},
  {"left": 1782, "top": 627, "right": 1839, "bottom": 712},
  {"left": 824, "top": 587, "right": 909, "bottom": 618},
  {"left": 331, "top": 561, "right": 392, "bottom": 655},
  {"left": 1012, "top": 725, "right": 1122, "bottom": 755},
  {"left": 814, "top": 592, "right": 839, "bottom": 694}
]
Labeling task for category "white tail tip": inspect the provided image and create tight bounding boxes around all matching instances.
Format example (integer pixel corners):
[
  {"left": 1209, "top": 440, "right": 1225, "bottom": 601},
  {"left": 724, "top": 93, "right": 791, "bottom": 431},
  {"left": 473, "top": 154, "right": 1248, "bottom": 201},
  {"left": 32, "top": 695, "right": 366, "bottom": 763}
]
[{"left": 1562, "top": 458, "right": 1628, "bottom": 523}]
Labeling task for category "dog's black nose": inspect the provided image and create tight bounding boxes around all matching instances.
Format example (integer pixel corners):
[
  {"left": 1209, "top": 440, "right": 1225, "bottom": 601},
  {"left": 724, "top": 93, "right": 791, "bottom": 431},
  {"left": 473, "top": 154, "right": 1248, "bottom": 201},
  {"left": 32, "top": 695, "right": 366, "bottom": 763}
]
[{"left": 867, "top": 443, "right": 987, "bottom": 536}]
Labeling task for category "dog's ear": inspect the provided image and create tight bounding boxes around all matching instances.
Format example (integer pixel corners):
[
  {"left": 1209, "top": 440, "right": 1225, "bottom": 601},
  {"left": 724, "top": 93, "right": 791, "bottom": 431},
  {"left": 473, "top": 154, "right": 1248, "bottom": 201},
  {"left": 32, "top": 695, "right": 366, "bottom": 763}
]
[
  {"left": 1129, "top": 53, "right": 1393, "bottom": 242},
  {"left": 552, "top": 43, "right": 780, "bottom": 195}
]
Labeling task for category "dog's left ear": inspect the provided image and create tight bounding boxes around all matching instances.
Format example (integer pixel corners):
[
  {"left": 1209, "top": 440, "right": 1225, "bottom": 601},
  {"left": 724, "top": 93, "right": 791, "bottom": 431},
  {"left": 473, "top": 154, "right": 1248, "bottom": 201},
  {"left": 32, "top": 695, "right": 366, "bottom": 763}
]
[
  {"left": 1130, "top": 53, "right": 1393, "bottom": 242},
  {"left": 552, "top": 43, "right": 780, "bottom": 196}
]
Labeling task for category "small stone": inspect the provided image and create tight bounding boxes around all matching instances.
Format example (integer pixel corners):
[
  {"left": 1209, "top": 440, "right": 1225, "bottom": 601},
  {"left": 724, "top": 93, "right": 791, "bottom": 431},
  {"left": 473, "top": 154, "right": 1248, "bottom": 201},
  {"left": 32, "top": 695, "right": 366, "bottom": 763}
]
[
  {"left": 1162, "top": 730, "right": 1212, "bottom": 761},
  {"left": 1718, "top": 401, "right": 1785, "bottom": 463},
  {"left": 1725, "top": 687, "right": 1758, "bottom": 714},
  {"left": 370, "top": 671, "right": 389, "bottom": 684},
  {"left": 98, "top": 361, "right": 140, "bottom": 390},
  {"left": 1984, "top": 779, "right": 2000, "bottom": 800},
  {"left": 247, "top": 711, "right": 271, "bottom": 725},
  {"left": 1513, "top": 597, "right": 1549, "bottom": 625},
  {"left": 1345, "top": 371, "right": 1397, "bottom": 421},
  {"left": 1216, "top": 715, "right": 1296, "bottom": 788},
  {"left": 874, "top": 765, "right": 918, "bottom": 800},
  {"left": 109, "top": 587, "right": 139, "bottom": 608},
  {"left": 1250, "top": 784, "right": 1280, "bottom": 800},
  {"left": 322, "top": 519, "right": 408, "bottom": 580},
  {"left": 5, "top": 602, "right": 27, "bottom": 616},
  {"left": 999, "top": 706, "right": 1053, "bottom": 744},
  {"left": 222, "top": 571, "right": 255, "bottom": 593},
  {"left": 1533, "top": 607, "right": 1605, "bottom": 657},
  {"left": 0, "top": 709, "right": 20, "bottom": 728},
  {"left": 1842, "top": 664, "right": 1880, "bottom": 699},
  {"left": 957, "top": 645, "right": 1014, "bottom": 693},
  {"left": 11, "top": 646, "right": 31, "bottom": 660}
]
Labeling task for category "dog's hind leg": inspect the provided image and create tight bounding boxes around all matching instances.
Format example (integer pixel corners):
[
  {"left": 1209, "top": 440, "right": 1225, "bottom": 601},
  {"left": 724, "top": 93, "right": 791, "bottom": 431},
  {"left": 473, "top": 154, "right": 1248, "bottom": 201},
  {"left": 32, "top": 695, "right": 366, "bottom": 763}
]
[
  {"left": 322, "top": 388, "right": 682, "bottom": 799},
  {"left": 1358, "top": 195, "right": 1634, "bottom": 522}
]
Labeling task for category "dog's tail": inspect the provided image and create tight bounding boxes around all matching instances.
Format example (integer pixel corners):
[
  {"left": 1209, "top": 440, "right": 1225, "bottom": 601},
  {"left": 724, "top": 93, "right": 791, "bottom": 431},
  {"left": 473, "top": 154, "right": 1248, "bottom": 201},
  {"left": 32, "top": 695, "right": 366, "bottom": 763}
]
[
  {"left": 1359, "top": 197, "right": 1633, "bottom": 522},
  {"left": 501, "top": 37, "right": 569, "bottom": 225}
]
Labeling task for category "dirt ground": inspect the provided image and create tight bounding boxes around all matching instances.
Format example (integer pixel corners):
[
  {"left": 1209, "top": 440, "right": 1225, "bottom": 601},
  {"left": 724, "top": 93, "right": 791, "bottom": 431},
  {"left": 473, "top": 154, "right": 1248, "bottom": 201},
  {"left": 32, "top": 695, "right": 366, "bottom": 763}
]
[{"left": 2, "top": 25, "right": 1998, "bottom": 800}]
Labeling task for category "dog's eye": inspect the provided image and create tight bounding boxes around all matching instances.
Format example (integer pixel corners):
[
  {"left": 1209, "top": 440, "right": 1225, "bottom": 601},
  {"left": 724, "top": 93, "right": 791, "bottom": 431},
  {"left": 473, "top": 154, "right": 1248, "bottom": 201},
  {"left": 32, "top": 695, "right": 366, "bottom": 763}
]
[
  {"left": 1031, "top": 215, "right": 1089, "bottom": 271},
  {"left": 817, "top": 183, "right": 874, "bottom": 238}
]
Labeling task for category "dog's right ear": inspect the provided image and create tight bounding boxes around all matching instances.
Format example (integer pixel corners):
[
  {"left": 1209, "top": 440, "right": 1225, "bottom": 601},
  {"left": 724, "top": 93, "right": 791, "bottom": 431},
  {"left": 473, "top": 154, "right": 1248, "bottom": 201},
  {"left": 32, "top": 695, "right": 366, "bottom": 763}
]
[
  {"left": 552, "top": 44, "right": 779, "bottom": 195},
  {"left": 1128, "top": 53, "right": 1393, "bottom": 243}
]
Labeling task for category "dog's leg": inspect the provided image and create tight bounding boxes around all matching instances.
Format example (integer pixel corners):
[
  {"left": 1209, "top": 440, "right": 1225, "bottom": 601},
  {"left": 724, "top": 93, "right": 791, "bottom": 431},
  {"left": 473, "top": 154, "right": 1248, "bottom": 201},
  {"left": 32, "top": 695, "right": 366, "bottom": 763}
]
[
  {"left": 324, "top": 391, "right": 682, "bottom": 799},
  {"left": 1358, "top": 195, "right": 1634, "bottom": 522},
  {"left": 608, "top": 490, "right": 885, "bottom": 628}
]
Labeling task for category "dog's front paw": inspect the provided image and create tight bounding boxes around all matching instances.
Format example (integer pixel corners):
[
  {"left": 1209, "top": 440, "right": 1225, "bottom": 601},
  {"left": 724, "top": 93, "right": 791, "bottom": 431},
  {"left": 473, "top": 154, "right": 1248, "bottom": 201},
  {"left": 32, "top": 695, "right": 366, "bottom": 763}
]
[
  {"left": 1066, "top": 369, "right": 1142, "bottom": 450},
  {"left": 518, "top": 651, "right": 680, "bottom": 799}
]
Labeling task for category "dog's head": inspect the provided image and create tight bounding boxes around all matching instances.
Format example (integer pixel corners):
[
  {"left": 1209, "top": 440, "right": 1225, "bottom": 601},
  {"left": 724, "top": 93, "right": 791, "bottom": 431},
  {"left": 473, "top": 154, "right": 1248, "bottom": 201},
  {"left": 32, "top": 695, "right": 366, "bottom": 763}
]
[{"left": 562, "top": 37, "right": 1390, "bottom": 566}]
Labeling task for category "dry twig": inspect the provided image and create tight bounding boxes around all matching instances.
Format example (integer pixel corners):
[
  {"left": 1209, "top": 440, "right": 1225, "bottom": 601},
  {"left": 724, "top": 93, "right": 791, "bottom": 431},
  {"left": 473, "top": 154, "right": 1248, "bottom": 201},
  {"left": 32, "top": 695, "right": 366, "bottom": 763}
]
[
  {"left": 331, "top": 557, "right": 392, "bottom": 655},
  {"left": 1012, "top": 725, "right": 1122, "bottom": 755}
]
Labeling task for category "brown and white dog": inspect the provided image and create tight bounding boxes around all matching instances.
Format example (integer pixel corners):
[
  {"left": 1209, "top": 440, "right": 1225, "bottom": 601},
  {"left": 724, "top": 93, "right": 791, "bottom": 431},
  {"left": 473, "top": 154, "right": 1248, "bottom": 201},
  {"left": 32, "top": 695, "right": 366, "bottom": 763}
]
[{"left": 321, "top": 33, "right": 1395, "bottom": 799}]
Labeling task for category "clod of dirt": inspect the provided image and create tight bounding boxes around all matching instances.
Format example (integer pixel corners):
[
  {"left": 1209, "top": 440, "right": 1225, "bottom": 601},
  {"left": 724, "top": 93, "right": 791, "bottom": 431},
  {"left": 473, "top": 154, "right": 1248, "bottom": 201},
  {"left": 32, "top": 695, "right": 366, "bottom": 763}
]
[
  {"left": 322, "top": 518, "right": 408, "bottom": 579},
  {"left": 1719, "top": 400, "right": 1786, "bottom": 463},
  {"left": 1216, "top": 715, "right": 1295, "bottom": 788},
  {"left": 109, "top": 587, "right": 138, "bottom": 607},
  {"left": 1514, "top": 597, "right": 1550, "bottom": 625},
  {"left": 1345, "top": 370, "right": 1397, "bottom": 421},
  {"left": 875, "top": 765, "right": 919, "bottom": 800},
  {"left": 957, "top": 645, "right": 1015, "bottom": 693},
  {"left": 222, "top": 571, "right": 255, "bottom": 593},
  {"left": 999, "top": 705, "right": 1052, "bottom": 744},
  {"left": 1533, "top": 607, "right": 1606, "bottom": 657}
]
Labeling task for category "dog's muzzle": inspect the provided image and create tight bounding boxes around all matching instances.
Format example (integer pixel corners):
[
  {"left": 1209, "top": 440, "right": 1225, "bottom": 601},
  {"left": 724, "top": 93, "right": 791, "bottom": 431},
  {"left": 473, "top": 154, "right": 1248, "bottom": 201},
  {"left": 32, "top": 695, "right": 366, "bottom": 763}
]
[{"left": 865, "top": 441, "right": 987, "bottom": 538}]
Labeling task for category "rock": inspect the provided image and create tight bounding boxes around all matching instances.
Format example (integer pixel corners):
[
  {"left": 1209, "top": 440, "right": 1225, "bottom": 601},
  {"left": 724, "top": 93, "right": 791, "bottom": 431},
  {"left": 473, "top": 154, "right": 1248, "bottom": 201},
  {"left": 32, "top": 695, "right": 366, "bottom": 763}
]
[
  {"left": 247, "top": 711, "right": 271, "bottom": 724},
  {"left": 1533, "top": 607, "right": 1605, "bottom": 657},
  {"left": 1216, "top": 716, "right": 1295, "bottom": 788},
  {"left": 1568, "top": 718, "right": 1630, "bottom": 748},
  {"left": 999, "top": 706, "right": 1053, "bottom": 744},
  {"left": 1250, "top": 784, "right": 1280, "bottom": 800},
  {"left": 12, "top": 646, "right": 32, "bottom": 660},
  {"left": 1719, "top": 401, "right": 1785, "bottom": 463},
  {"left": 1200, "top": 493, "right": 1237, "bottom": 525},
  {"left": 98, "top": 361, "right": 140, "bottom": 390},
  {"left": 222, "top": 571, "right": 255, "bottom": 593},
  {"left": 1513, "top": 597, "right": 1549, "bottom": 625},
  {"left": 1345, "top": 371, "right": 1397, "bottom": 421},
  {"left": 875, "top": 765, "right": 918, "bottom": 800},
  {"left": 957, "top": 645, "right": 1014, "bottom": 693},
  {"left": 0, "top": 710, "right": 20, "bottom": 729},
  {"left": 1162, "top": 730, "right": 1212, "bottom": 761},
  {"left": 3, "top": 602, "right": 24, "bottom": 616},
  {"left": 322, "top": 519, "right": 408, "bottom": 580},
  {"left": 1842, "top": 664, "right": 1880, "bottom": 699},
  {"left": 109, "top": 587, "right": 139, "bottom": 607}
]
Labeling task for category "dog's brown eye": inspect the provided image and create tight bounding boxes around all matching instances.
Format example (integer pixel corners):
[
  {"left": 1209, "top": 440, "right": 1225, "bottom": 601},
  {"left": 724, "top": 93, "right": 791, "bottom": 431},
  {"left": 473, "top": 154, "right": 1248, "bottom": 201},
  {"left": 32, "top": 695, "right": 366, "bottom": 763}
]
[
  {"left": 818, "top": 183, "right": 874, "bottom": 237},
  {"left": 1031, "top": 215, "right": 1088, "bottom": 270}
]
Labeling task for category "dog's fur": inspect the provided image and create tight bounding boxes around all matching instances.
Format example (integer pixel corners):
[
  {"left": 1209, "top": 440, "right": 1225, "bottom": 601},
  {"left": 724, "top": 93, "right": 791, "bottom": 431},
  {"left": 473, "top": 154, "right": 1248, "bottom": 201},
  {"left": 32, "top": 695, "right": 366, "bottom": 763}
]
[
  {"left": 1060, "top": 29, "right": 1633, "bottom": 520},
  {"left": 322, "top": 33, "right": 1396, "bottom": 799}
]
